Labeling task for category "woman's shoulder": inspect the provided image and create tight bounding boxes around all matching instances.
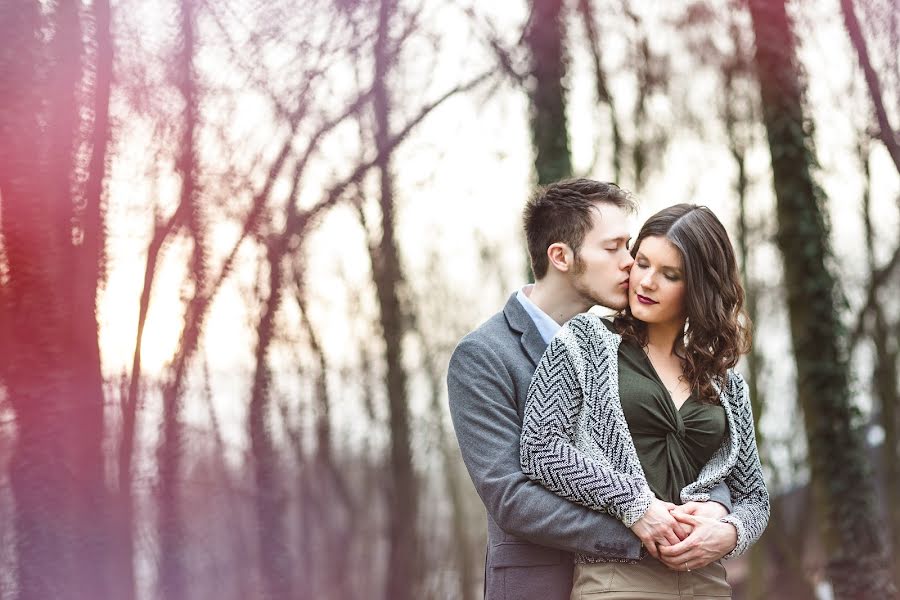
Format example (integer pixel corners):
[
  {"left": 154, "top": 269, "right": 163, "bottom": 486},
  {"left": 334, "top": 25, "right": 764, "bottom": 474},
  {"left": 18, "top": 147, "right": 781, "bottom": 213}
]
[
  {"left": 722, "top": 369, "right": 750, "bottom": 409},
  {"left": 725, "top": 369, "right": 747, "bottom": 391},
  {"left": 560, "top": 313, "right": 620, "bottom": 355},
  {"left": 565, "top": 313, "right": 618, "bottom": 338}
]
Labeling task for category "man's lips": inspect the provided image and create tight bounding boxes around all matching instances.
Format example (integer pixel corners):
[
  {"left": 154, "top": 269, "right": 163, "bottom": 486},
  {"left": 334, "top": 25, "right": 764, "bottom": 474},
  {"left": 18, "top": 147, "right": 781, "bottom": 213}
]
[
  {"left": 636, "top": 293, "right": 658, "bottom": 305},
  {"left": 619, "top": 279, "right": 630, "bottom": 288}
]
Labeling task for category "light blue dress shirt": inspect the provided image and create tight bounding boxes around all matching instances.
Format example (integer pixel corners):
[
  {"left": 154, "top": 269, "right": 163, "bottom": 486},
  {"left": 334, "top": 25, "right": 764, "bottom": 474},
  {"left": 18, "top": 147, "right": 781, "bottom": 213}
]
[{"left": 516, "top": 285, "right": 562, "bottom": 345}]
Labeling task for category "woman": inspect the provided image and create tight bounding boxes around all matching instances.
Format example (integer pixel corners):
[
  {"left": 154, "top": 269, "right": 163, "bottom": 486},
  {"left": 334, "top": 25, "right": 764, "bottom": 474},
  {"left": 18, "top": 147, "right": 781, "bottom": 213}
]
[{"left": 521, "top": 204, "right": 769, "bottom": 599}]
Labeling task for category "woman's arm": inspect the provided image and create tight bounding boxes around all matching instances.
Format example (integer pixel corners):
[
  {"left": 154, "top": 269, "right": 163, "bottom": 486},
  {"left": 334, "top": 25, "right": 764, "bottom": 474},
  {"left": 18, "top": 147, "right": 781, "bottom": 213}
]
[
  {"left": 719, "top": 372, "right": 770, "bottom": 558},
  {"left": 519, "top": 318, "right": 655, "bottom": 527}
]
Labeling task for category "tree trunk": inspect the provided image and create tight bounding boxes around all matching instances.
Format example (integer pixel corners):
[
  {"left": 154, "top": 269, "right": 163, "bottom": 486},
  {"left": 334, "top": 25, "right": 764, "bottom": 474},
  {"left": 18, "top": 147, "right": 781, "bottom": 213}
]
[
  {"left": 722, "top": 25, "right": 769, "bottom": 598},
  {"left": 69, "top": 0, "right": 113, "bottom": 596},
  {"left": 765, "top": 497, "right": 818, "bottom": 600},
  {"left": 247, "top": 242, "right": 293, "bottom": 600},
  {"left": 860, "top": 142, "right": 900, "bottom": 588},
  {"left": 733, "top": 118, "right": 769, "bottom": 600},
  {"left": 842, "top": 2, "right": 900, "bottom": 580},
  {"left": 295, "top": 279, "right": 356, "bottom": 600},
  {"left": 746, "top": 1, "right": 896, "bottom": 597},
  {"left": 373, "top": 2, "right": 417, "bottom": 599},
  {"left": 47, "top": 6, "right": 88, "bottom": 592},
  {"left": 429, "top": 370, "right": 476, "bottom": 600},
  {"left": 0, "top": 3, "right": 109, "bottom": 598},
  {"left": 870, "top": 306, "right": 900, "bottom": 584},
  {"left": 525, "top": 0, "right": 572, "bottom": 186},
  {"left": 157, "top": 0, "right": 203, "bottom": 597},
  {"left": 202, "top": 362, "right": 253, "bottom": 600}
]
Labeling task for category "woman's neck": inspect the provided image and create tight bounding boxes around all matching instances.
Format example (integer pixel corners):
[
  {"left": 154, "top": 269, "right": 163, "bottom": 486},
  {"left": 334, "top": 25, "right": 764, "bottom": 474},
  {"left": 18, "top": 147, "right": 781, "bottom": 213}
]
[{"left": 644, "top": 320, "right": 685, "bottom": 356}]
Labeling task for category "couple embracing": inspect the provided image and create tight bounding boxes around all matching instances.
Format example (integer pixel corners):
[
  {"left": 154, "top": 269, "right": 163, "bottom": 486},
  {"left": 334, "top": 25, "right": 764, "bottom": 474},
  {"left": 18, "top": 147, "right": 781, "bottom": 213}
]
[{"left": 447, "top": 179, "right": 769, "bottom": 600}]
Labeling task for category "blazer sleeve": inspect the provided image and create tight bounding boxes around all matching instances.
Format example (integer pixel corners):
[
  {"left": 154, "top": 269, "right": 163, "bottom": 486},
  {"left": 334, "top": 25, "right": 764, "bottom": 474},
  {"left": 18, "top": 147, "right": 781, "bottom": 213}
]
[
  {"left": 447, "top": 335, "right": 641, "bottom": 559},
  {"left": 706, "top": 481, "right": 733, "bottom": 513},
  {"left": 519, "top": 325, "right": 655, "bottom": 528},
  {"left": 720, "top": 373, "right": 770, "bottom": 558}
]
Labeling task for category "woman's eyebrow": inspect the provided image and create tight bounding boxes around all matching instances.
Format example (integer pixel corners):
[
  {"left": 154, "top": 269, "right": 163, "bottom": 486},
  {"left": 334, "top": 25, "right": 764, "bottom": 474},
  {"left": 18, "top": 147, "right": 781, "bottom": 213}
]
[{"left": 635, "top": 252, "right": 683, "bottom": 273}]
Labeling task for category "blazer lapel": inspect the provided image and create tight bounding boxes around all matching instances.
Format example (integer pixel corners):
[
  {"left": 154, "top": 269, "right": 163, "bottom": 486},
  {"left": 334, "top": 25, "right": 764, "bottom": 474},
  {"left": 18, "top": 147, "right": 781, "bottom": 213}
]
[{"left": 503, "top": 293, "right": 548, "bottom": 368}]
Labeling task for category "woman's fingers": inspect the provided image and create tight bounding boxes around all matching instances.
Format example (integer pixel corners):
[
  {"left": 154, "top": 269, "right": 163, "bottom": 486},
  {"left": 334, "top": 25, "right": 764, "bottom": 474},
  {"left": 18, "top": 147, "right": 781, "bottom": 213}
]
[
  {"left": 662, "top": 528, "right": 681, "bottom": 546},
  {"left": 672, "top": 519, "right": 691, "bottom": 541},
  {"left": 631, "top": 499, "right": 696, "bottom": 555},
  {"left": 671, "top": 510, "right": 700, "bottom": 526}
]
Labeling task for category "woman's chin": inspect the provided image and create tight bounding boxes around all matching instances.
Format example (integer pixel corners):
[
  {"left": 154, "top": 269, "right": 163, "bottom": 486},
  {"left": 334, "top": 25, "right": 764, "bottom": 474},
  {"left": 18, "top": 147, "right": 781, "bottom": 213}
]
[{"left": 630, "top": 303, "right": 651, "bottom": 321}]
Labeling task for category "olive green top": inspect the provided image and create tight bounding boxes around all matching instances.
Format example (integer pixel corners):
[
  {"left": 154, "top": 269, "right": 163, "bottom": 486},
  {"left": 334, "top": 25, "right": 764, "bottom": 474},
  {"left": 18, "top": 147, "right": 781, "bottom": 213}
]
[{"left": 617, "top": 339, "right": 727, "bottom": 505}]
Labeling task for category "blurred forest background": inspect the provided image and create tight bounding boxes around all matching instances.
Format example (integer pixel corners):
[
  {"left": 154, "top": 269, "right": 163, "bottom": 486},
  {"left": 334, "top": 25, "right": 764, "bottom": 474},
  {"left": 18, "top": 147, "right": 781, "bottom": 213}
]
[{"left": 1, "top": 0, "right": 900, "bottom": 599}]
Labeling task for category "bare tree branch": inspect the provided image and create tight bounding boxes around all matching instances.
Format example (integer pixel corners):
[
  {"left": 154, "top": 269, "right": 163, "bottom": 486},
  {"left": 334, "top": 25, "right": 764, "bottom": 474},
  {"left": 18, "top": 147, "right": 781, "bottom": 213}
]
[
  {"left": 286, "top": 68, "right": 494, "bottom": 245},
  {"left": 576, "top": 0, "right": 623, "bottom": 181},
  {"left": 841, "top": 0, "right": 900, "bottom": 172},
  {"left": 850, "top": 239, "right": 900, "bottom": 349},
  {"left": 457, "top": 5, "right": 527, "bottom": 85}
]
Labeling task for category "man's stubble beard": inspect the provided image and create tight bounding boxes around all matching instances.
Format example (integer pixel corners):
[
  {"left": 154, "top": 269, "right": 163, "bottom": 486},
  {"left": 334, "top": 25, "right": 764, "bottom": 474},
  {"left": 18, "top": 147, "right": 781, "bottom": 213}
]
[{"left": 571, "top": 252, "right": 627, "bottom": 311}]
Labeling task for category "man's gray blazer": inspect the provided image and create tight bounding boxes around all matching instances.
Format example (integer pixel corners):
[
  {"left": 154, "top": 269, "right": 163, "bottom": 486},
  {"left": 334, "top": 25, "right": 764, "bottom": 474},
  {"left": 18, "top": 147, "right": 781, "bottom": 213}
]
[{"left": 447, "top": 294, "right": 731, "bottom": 600}]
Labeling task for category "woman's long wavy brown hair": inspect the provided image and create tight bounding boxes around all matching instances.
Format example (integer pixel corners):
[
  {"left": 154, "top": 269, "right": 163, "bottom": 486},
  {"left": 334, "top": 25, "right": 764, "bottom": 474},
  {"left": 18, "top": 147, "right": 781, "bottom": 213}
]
[{"left": 615, "top": 204, "right": 752, "bottom": 404}]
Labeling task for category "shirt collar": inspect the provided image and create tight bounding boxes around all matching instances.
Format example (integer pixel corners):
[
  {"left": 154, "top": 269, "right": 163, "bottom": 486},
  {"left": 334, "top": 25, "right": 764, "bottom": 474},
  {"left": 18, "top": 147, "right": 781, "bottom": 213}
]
[{"left": 516, "top": 284, "right": 562, "bottom": 345}]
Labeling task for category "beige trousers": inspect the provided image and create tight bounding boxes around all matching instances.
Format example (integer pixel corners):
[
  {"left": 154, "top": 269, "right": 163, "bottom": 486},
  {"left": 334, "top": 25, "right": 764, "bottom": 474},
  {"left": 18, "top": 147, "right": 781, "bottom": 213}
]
[{"left": 571, "top": 557, "right": 731, "bottom": 600}]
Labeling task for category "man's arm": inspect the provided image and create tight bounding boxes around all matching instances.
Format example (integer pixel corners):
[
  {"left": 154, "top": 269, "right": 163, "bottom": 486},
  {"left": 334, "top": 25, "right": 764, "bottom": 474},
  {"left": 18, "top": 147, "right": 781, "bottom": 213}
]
[
  {"left": 447, "top": 336, "right": 640, "bottom": 558},
  {"left": 707, "top": 482, "right": 732, "bottom": 513}
]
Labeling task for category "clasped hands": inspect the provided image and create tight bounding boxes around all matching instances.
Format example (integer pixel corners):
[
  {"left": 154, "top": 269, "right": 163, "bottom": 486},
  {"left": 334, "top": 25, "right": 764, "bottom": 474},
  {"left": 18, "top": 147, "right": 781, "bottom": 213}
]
[{"left": 629, "top": 498, "right": 737, "bottom": 572}]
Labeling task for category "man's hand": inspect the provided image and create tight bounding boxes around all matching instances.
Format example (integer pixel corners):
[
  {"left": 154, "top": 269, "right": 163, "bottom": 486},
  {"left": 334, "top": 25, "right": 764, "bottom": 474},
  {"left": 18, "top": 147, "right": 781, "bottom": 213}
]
[
  {"left": 677, "top": 500, "right": 728, "bottom": 520},
  {"left": 629, "top": 498, "right": 691, "bottom": 559},
  {"left": 657, "top": 512, "right": 737, "bottom": 571}
]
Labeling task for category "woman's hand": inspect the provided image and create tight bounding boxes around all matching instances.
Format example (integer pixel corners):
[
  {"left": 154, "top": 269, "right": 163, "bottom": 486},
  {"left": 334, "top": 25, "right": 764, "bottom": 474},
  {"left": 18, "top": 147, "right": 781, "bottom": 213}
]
[
  {"left": 676, "top": 500, "right": 728, "bottom": 520},
  {"left": 657, "top": 511, "right": 738, "bottom": 571},
  {"left": 629, "top": 498, "right": 691, "bottom": 558}
]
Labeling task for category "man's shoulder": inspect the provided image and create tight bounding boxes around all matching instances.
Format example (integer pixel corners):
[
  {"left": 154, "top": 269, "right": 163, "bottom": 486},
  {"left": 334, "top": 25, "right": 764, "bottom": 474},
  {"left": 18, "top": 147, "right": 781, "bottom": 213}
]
[{"left": 453, "top": 310, "right": 514, "bottom": 357}]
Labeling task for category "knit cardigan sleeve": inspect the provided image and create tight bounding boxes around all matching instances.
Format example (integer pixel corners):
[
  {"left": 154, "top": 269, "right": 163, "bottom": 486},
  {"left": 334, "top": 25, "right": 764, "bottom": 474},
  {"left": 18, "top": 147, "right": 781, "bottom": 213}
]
[
  {"left": 520, "top": 315, "right": 654, "bottom": 528},
  {"left": 719, "top": 372, "right": 770, "bottom": 558}
]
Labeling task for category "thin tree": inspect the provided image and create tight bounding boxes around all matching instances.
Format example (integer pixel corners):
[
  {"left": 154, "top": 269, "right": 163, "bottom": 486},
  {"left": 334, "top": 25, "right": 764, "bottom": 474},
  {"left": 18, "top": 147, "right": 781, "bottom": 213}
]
[
  {"left": 839, "top": 13, "right": 900, "bottom": 576},
  {"left": 858, "top": 135, "right": 900, "bottom": 584},
  {"left": 370, "top": 2, "right": 417, "bottom": 598},
  {"left": 717, "top": 10, "right": 778, "bottom": 597},
  {"left": 156, "top": 0, "right": 204, "bottom": 597},
  {"left": 406, "top": 248, "right": 479, "bottom": 600}
]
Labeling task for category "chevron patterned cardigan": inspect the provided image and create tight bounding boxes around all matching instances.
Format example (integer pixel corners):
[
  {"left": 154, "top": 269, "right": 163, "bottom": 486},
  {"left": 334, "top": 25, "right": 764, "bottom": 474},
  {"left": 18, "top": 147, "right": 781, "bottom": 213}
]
[{"left": 520, "top": 313, "right": 769, "bottom": 560}]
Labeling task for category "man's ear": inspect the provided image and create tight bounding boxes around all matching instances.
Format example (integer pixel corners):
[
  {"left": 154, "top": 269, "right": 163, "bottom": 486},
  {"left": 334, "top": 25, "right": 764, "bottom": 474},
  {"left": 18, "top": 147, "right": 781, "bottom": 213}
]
[{"left": 546, "top": 243, "right": 574, "bottom": 273}]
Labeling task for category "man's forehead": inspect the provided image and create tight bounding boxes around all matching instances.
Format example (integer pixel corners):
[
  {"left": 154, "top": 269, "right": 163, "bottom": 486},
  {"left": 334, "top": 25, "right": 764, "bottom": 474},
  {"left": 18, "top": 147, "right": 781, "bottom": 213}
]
[{"left": 588, "top": 203, "right": 632, "bottom": 239}]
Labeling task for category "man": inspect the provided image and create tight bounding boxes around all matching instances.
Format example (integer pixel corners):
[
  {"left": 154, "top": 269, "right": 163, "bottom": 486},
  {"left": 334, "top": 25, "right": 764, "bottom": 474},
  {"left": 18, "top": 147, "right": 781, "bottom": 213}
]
[{"left": 447, "top": 179, "right": 735, "bottom": 600}]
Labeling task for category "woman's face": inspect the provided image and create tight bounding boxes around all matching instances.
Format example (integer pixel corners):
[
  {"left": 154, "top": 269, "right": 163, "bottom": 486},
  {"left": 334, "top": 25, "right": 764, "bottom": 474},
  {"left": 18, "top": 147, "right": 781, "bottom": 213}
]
[{"left": 629, "top": 235, "right": 687, "bottom": 327}]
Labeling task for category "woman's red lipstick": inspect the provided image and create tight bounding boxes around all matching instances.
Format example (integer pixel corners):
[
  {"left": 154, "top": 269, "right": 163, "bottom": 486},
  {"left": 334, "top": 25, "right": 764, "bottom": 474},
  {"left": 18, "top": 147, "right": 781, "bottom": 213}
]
[{"left": 636, "top": 294, "right": 658, "bottom": 305}]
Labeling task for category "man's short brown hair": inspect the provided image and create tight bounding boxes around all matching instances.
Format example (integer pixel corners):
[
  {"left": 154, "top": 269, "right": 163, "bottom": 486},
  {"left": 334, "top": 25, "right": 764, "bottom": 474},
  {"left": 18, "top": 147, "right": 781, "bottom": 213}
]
[{"left": 523, "top": 179, "right": 635, "bottom": 280}]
